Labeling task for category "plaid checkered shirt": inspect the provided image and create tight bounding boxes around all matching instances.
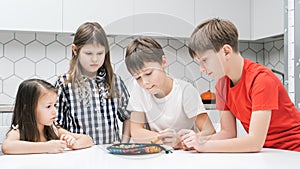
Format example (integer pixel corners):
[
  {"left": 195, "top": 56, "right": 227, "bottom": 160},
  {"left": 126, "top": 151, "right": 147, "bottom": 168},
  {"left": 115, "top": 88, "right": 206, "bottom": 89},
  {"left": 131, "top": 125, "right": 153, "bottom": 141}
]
[{"left": 54, "top": 73, "right": 130, "bottom": 144}]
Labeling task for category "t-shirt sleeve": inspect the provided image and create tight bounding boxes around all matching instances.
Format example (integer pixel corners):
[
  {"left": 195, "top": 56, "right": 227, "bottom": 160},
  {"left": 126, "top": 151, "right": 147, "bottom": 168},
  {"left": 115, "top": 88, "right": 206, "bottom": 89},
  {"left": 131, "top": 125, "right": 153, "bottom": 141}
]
[
  {"left": 182, "top": 84, "right": 206, "bottom": 118},
  {"left": 251, "top": 72, "right": 279, "bottom": 111},
  {"left": 126, "top": 80, "right": 145, "bottom": 113},
  {"left": 215, "top": 77, "right": 230, "bottom": 111}
]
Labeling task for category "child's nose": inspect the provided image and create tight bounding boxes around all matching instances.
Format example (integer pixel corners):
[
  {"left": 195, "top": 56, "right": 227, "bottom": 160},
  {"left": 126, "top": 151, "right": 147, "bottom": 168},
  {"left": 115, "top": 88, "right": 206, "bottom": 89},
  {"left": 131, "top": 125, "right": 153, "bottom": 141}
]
[
  {"left": 52, "top": 108, "right": 57, "bottom": 115},
  {"left": 199, "top": 64, "right": 207, "bottom": 73},
  {"left": 200, "top": 67, "right": 206, "bottom": 73},
  {"left": 142, "top": 77, "right": 150, "bottom": 85},
  {"left": 92, "top": 54, "right": 99, "bottom": 62}
]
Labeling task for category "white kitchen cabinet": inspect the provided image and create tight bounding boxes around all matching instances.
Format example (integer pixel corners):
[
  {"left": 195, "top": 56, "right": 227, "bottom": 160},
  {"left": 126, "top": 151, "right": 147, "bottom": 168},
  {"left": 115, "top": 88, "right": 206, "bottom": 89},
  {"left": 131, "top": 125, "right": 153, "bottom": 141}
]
[
  {"left": 133, "top": 0, "right": 195, "bottom": 38},
  {"left": 0, "top": 0, "right": 62, "bottom": 32},
  {"left": 62, "top": 0, "right": 134, "bottom": 35},
  {"left": 195, "top": 0, "right": 251, "bottom": 40},
  {"left": 251, "top": 0, "right": 284, "bottom": 40}
]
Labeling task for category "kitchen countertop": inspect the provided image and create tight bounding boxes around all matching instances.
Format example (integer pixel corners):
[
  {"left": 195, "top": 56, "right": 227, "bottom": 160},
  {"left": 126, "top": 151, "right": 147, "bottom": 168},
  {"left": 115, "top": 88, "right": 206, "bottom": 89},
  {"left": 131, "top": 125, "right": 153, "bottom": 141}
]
[
  {"left": 204, "top": 104, "right": 216, "bottom": 110},
  {"left": 0, "top": 145, "right": 299, "bottom": 169},
  {"left": 0, "top": 105, "right": 14, "bottom": 112},
  {"left": 0, "top": 104, "right": 216, "bottom": 112}
]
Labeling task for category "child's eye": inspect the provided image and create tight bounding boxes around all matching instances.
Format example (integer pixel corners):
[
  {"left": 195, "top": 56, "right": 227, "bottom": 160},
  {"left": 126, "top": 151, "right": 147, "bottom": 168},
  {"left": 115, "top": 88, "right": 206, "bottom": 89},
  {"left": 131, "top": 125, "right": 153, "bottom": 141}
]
[
  {"left": 46, "top": 105, "right": 51, "bottom": 109},
  {"left": 144, "top": 70, "right": 152, "bottom": 76},
  {"left": 97, "top": 52, "right": 104, "bottom": 55}
]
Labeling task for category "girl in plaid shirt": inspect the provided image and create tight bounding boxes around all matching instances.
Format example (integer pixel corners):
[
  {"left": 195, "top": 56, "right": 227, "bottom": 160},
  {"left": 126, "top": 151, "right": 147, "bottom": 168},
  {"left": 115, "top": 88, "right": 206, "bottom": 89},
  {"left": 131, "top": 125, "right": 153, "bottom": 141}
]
[{"left": 55, "top": 22, "right": 130, "bottom": 144}]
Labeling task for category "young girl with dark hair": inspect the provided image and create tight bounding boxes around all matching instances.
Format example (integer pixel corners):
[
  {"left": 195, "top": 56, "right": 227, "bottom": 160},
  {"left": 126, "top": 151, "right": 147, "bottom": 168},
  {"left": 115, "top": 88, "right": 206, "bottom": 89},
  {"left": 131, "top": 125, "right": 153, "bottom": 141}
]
[{"left": 1, "top": 79, "right": 93, "bottom": 154}]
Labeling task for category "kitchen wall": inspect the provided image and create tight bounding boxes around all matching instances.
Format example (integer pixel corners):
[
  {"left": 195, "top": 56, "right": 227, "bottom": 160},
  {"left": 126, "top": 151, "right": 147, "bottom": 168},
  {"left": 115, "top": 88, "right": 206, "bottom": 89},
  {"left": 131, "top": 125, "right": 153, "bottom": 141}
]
[
  {"left": 0, "top": 0, "right": 288, "bottom": 146},
  {"left": 0, "top": 31, "right": 284, "bottom": 134},
  {"left": 0, "top": 31, "right": 284, "bottom": 105}
]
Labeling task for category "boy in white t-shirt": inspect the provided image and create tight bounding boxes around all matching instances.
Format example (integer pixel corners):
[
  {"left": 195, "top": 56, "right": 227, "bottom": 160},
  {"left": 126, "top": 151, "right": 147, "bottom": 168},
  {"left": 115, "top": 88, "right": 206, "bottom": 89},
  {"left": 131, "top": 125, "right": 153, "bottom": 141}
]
[{"left": 125, "top": 36, "right": 215, "bottom": 149}]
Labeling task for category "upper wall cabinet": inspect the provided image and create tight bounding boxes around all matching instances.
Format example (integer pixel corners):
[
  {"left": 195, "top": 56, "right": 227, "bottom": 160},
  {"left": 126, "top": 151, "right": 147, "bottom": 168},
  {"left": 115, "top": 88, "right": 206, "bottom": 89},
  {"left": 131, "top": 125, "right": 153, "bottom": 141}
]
[
  {"left": 63, "top": 0, "right": 194, "bottom": 37},
  {"left": 63, "top": 0, "right": 134, "bottom": 35},
  {"left": 132, "top": 0, "right": 195, "bottom": 38},
  {"left": 195, "top": 0, "right": 251, "bottom": 40},
  {"left": 0, "top": 0, "right": 62, "bottom": 32},
  {"left": 251, "top": 0, "right": 284, "bottom": 40},
  {"left": 0, "top": 0, "right": 284, "bottom": 40}
]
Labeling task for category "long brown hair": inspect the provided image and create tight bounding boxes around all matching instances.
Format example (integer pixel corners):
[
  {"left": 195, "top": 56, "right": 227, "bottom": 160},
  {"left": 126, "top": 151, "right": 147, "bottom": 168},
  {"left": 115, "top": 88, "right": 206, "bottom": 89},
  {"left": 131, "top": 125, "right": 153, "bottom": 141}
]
[
  {"left": 67, "top": 22, "right": 114, "bottom": 98},
  {"left": 11, "top": 79, "right": 59, "bottom": 142}
]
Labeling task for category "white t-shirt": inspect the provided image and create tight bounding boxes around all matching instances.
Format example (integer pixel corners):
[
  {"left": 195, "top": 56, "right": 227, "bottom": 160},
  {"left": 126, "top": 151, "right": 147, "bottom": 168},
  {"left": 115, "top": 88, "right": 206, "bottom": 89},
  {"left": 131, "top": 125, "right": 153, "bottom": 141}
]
[{"left": 127, "top": 78, "right": 206, "bottom": 132}]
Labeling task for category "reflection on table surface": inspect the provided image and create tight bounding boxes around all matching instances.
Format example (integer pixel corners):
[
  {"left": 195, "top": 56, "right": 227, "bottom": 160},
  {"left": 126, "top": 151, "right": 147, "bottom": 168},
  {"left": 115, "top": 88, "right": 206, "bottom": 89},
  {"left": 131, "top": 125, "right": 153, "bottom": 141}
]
[{"left": 0, "top": 145, "right": 299, "bottom": 169}]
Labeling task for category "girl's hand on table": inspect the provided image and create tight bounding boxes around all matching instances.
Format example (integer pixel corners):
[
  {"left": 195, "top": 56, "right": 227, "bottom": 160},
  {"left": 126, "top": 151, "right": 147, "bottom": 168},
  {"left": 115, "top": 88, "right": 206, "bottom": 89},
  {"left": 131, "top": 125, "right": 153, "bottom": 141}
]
[
  {"left": 60, "top": 134, "right": 76, "bottom": 148},
  {"left": 46, "top": 140, "right": 67, "bottom": 153}
]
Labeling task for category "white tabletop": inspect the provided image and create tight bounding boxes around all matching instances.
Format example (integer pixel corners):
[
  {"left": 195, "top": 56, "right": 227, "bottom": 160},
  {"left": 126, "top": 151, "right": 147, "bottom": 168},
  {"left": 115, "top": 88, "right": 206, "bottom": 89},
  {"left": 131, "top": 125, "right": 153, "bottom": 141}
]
[{"left": 0, "top": 145, "right": 299, "bottom": 169}]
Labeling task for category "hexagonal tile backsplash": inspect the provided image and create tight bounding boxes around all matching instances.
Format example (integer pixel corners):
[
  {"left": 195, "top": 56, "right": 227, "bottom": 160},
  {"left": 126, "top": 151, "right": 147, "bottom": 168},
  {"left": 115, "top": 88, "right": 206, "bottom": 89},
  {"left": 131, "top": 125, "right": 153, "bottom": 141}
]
[{"left": 0, "top": 31, "right": 284, "bottom": 104}]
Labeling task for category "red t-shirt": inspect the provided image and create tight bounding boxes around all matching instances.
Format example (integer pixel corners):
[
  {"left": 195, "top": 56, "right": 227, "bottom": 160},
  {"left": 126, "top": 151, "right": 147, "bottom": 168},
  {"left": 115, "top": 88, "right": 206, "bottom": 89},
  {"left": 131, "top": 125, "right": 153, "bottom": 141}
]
[{"left": 216, "top": 59, "right": 300, "bottom": 151}]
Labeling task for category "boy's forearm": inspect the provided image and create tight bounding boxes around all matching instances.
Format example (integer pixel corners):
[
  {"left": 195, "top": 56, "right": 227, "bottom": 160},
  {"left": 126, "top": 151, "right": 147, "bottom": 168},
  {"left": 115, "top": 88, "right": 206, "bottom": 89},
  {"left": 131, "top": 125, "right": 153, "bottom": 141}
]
[
  {"left": 196, "top": 127, "right": 216, "bottom": 137},
  {"left": 198, "top": 129, "right": 235, "bottom": 141},
  {"left": 131, "top": 128, "right": 159, "bottom": 143},
  {"left": 195, "top": 113, "right": 216, "bottom": 136},
  {"left": 121, "top": 119, "right": 131, "bottom": 143},
  {"left": 193, "top": 135, "right": 263, "bottom": 153}
]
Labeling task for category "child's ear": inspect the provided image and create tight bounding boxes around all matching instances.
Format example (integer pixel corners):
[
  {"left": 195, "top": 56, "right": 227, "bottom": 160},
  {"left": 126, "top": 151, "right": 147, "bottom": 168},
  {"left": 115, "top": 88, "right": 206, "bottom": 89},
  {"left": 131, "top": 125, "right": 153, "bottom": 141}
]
[
  {"left": 71, "top": 44, "right": 77, "bottom": 55},
  {"left": 162, "top": 55, "right": 167, "bottom": 68},
  {"left": 222, "top": 44, "right": 233, "bottom": 60}
]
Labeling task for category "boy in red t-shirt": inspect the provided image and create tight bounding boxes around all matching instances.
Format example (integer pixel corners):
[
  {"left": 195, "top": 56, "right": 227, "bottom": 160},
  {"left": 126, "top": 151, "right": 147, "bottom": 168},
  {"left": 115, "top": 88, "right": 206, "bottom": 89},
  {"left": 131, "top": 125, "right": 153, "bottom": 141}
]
[{"left": 179, "top": 18, "right": 300, "bottom": 152}]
